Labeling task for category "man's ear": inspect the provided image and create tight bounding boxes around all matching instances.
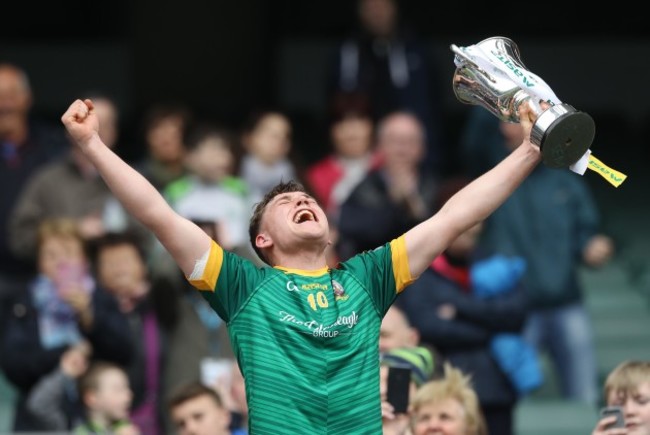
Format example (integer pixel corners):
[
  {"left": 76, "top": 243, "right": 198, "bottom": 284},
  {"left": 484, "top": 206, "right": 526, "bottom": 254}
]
[{"left": 255, "top": 233, "right": 272, "bottom": 249}]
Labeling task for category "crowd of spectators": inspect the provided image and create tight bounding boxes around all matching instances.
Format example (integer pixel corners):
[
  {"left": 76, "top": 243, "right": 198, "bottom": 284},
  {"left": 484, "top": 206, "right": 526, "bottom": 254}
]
[{"left": 0, "top": 0, "right": 631, "bottom": 433}]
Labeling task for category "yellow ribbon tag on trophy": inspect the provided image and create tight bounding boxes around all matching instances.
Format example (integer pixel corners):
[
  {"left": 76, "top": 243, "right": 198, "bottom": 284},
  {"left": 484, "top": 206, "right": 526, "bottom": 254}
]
[{"left": 587, "top": 154, "right": 627, "bottom": 187}]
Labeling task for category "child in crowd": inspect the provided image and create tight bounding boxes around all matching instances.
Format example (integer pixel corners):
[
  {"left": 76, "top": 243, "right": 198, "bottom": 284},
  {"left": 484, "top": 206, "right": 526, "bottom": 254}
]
[
  {"left": 239, "top": 109, "right": 297, "bottom": 204},
  {"left": 592, "top": 360, "right": 650, "bottom": 435},
  {"left": 165, "top": 124, "right": 249, "bottom": 253},
  {"left": 74, "top": 361, "right": 140, "bottom": 435},
  {"left": 168, "top": 381, "right": 246, "bottom": 435}
]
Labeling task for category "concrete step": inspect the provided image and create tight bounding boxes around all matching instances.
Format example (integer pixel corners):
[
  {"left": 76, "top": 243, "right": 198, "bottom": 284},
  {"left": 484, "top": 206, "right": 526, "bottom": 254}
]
[{"left": 515, "top": 398, "right": 598, "bottom": 435}]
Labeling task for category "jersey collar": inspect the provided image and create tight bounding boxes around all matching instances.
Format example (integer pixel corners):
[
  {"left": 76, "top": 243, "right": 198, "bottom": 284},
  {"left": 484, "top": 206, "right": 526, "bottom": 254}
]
[{"left": 274, "top": 266, "right": 329, "bottom": 277}]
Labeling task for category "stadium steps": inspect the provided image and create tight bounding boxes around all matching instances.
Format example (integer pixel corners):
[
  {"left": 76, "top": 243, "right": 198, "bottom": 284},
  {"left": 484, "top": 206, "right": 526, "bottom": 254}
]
[
  {"left": 516, "top": 261, "right": 650, "bottom": 434},
  {"left": 515, "top": 398, "right": 598, "bottom": 435},
  {"left": 582, "top": 261, "right": 650, "bottom": 384}
]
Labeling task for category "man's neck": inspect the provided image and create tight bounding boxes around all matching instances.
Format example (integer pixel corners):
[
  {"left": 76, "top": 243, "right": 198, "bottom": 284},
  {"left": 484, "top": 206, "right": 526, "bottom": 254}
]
[{"left": 272, "top": 250, "right": 329, "bottom": 271}]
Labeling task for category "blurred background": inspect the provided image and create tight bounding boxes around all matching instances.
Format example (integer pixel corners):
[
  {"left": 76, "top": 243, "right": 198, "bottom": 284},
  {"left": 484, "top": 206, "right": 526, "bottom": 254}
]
[
  {"left": 2, "top": 1, "right": 650, "bottom": 434},
  {"left": 2, "top": 1, "right": 649, "bottom": 165}
]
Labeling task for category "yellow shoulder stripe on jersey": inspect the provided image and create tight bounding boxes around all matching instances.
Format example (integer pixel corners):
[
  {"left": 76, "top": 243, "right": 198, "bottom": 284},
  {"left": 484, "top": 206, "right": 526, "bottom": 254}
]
[
  {"left": 189, "top": 240, "right": 223, "bottom": 292},
  {"left": 390, "top": 235, "right": 414, "bottom": 294}
]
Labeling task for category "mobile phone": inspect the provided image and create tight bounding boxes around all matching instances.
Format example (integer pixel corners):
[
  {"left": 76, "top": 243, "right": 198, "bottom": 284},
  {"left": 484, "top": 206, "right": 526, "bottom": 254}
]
[
  {"left": 386, "top": 365, "right": 411, "bottom": 414},
  {"left": 600, "top": 405, "right": 625, "bottom": 429}
]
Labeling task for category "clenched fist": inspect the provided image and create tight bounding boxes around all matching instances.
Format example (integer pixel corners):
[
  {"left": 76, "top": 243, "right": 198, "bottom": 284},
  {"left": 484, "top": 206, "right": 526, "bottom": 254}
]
[{"left": 61, "top": 99, "right": 100, "bottom": 149}]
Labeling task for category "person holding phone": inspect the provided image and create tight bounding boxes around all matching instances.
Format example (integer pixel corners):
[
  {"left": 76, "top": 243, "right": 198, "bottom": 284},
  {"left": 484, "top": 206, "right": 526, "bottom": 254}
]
[
  {"left": 592, "top": 361, "right": 650, "bottom": 435},
  {"left": 60, "top": 97, "right": 541, "bottom": 433},
  {"left": 380, "top": 346, "right": 437, "bottom": 435}
]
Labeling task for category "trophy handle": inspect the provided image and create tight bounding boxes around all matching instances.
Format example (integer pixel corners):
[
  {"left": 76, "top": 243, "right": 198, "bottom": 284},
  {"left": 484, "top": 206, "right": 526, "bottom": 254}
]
[{"left": 450, "top": 44, "right": 496, "bottom": 84}]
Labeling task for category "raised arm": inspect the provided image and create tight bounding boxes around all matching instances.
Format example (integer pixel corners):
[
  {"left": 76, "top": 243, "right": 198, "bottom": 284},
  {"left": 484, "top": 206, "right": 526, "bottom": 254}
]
[
  {"left": 61, "top": 99, "right": 210, "bottom": 276},
  {"left": 404, "top": 104, "right": 542, "bottom": 278}
]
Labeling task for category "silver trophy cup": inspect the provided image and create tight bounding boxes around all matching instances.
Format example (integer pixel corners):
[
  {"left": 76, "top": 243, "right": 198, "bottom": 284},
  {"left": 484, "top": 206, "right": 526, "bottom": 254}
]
[{"left": 451, "top": 37, "right": 595, "bottom": 168}]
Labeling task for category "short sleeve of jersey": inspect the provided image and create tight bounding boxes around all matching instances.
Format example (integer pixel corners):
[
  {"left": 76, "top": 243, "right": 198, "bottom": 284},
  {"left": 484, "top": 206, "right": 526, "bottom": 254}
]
[
  {"left": 338, "top": 235, "right": 414, "bottom": 316},
  {"left": 186, "top": 240, "right": 266, "bottom": 322}
]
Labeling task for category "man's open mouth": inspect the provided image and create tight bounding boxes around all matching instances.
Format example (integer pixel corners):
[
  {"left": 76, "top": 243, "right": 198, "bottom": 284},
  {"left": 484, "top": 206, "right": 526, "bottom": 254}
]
[{"left": 294, "top": 210, "right": 316, "bottom": 223}]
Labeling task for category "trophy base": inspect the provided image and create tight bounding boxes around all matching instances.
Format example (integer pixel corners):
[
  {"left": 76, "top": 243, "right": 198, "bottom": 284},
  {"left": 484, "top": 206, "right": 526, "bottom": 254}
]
[{"left": 530, "top": 104, "right": 595, "bottom": 168}]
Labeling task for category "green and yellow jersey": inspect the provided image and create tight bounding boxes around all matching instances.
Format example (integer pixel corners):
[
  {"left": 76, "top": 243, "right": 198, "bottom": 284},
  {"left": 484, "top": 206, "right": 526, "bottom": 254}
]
[{"left": 189, "top": 236, "right": 413, "bottom": 434}]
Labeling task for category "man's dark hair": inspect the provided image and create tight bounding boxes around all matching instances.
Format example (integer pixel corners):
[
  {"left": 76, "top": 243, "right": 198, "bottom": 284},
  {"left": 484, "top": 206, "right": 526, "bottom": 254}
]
[
  {"left": 249, "top": 180, "right": 308, "bottom": 265},
  {"left": 167, "top": 381, "right": 223, "bottom": 411}
]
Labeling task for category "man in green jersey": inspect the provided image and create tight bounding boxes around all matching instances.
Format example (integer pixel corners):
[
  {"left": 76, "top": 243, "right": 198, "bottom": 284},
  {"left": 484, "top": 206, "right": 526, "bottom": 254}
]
[{"left": 61, "top": 98, "right": 541, "bottom": 434}]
